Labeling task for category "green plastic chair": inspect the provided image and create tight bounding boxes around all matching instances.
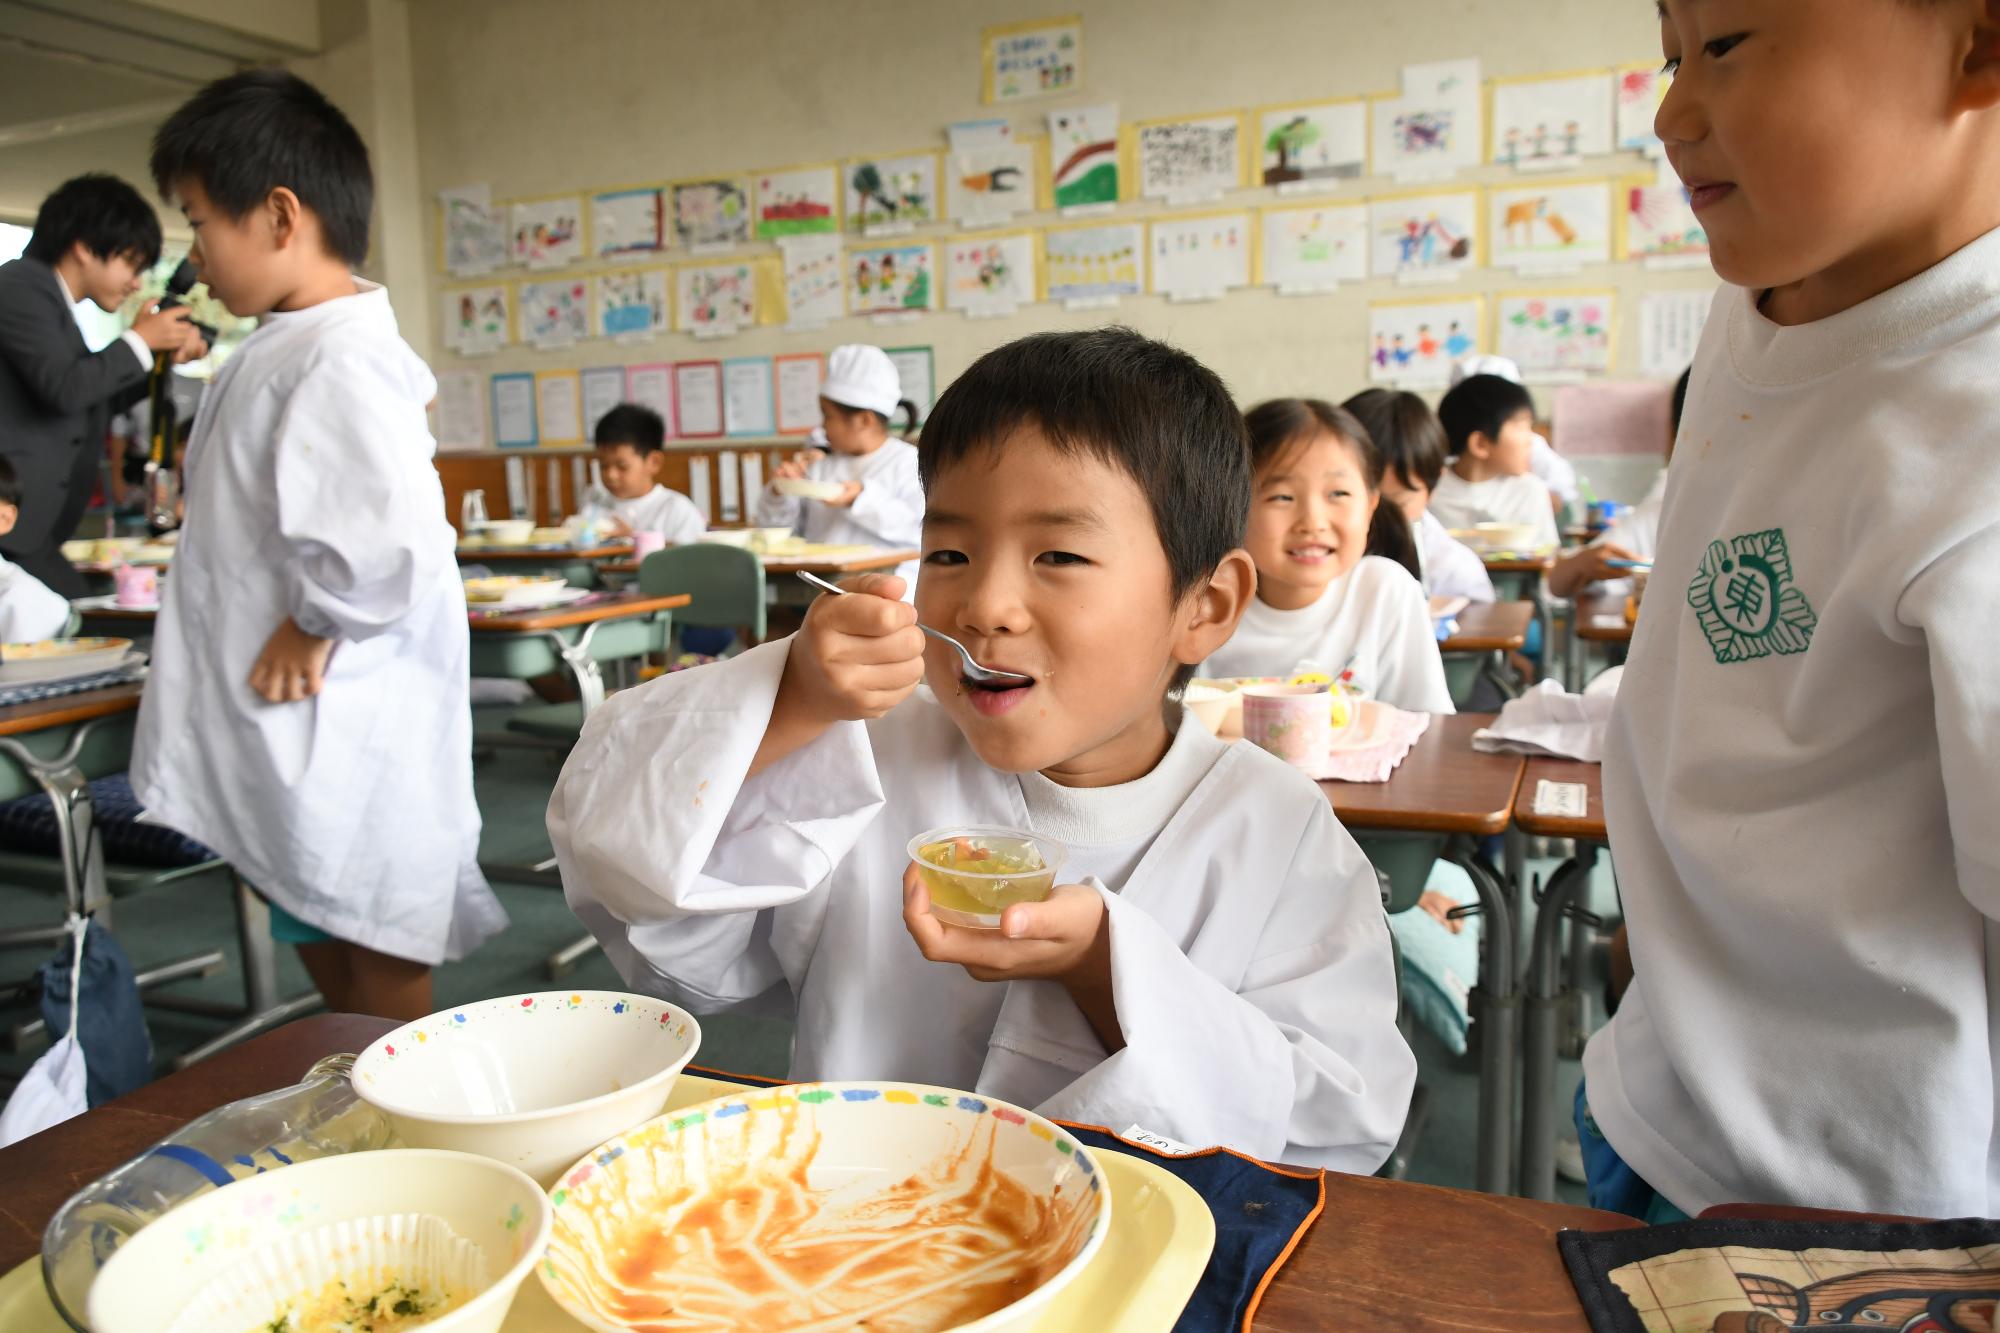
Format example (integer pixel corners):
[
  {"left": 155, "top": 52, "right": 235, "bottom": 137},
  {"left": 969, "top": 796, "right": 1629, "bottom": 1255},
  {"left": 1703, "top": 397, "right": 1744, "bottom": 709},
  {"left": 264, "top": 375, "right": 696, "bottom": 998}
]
[
  {"left": 1443, "top": 652, "right": 1483, "bottom": 710},
  {"left": 640, "top": 542, "right": 767, "bottom": 654}
]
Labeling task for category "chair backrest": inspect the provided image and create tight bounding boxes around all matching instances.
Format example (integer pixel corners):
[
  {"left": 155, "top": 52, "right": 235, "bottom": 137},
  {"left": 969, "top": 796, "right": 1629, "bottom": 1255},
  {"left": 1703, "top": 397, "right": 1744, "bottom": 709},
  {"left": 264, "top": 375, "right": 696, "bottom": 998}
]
[{"left": 639, "top": 543, "right": 766, "bottom": 642}]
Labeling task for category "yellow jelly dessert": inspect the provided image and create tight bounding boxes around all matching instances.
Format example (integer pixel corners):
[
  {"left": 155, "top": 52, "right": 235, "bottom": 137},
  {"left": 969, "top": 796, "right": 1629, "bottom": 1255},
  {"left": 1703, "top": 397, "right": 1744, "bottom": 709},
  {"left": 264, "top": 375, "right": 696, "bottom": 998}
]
[{"left": 913, "top": 833, "right": 1057, "bottom": 923}]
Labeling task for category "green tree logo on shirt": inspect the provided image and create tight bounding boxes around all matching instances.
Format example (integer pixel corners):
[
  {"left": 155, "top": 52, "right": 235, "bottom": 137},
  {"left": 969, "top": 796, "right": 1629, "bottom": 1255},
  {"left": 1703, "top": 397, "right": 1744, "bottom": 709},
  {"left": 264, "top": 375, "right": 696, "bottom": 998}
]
[{"left": 1687, "top": 528, "right": 1817, "bottom": 663}]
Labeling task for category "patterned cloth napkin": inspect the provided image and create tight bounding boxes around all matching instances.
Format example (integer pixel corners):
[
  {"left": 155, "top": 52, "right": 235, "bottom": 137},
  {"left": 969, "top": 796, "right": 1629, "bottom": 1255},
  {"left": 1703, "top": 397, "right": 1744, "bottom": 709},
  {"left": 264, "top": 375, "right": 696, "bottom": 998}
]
[{"left": 1307, "top": 706, "right": 1432, "bottom": 783}]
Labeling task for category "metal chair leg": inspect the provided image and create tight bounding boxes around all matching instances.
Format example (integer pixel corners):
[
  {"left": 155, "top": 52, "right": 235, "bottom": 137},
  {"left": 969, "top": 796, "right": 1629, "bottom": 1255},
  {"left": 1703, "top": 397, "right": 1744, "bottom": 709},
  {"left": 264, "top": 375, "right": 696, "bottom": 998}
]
[
  {"left": 1519, "top": 846, "right": 1600, "bottom": 1202},
  {"left": 546, "top": 933, "right": 599, "bottom": 980}
]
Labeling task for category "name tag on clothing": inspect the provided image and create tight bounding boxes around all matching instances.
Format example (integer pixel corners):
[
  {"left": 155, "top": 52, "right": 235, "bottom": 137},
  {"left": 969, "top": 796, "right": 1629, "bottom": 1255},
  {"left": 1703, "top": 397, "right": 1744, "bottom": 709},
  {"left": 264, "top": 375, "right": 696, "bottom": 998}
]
[{"left": 1121, "top": 1124, "right": 1198, "bottom": 1156}]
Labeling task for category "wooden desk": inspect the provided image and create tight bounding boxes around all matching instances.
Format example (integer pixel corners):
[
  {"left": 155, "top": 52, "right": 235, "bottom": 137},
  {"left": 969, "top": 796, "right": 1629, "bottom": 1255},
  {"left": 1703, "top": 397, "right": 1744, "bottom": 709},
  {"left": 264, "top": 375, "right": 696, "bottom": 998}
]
[
  {"left": 466, "top": 591, "right": 688, "bottom": 635},
  {"left": 0, "top": 682, "right": 142, "bottom": 741},
  {"left": 1482, "top": 554, "right": 1557, "bottom": 576},
  {"left": 1483, "top": 556, "right": 1557, "bottom": 686},
  {"left": 1566, "top": 592, "right": 1635, "bottom": 690},
  {"left": 1322, "top": 713, "right": 1524, "bottom": 837},
  {"left": 1440, "top": 600, "right": 1533, "bottom": 654},
  {"left": 0, "top": 1015, "right": 1639, "bottom": 1329},
  {"left": 456, "top": 542, "right": 633, "bottom": 563}
]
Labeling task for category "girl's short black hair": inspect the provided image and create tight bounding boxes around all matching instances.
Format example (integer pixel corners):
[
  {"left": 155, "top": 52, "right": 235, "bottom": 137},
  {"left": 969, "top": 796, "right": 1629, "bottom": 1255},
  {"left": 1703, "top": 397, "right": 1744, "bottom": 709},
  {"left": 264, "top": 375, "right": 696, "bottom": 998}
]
[
  {"left": 150, "top": 69, "right": 373, "bottom": 267},
  {"left": 1344, "top": 388, "right": 1450, "bottom": 494},
  {"left": 1437, "top": 374, "right": 1536, "bottom": 457},
  {"left": 24, "top": 175, "right": 162, "bottom": 270},
  {"left": 916, "top": 327, "right": 1250, "bottom": 601},
  {"left": 594, "top": 403, "right": 666, "bottom": 454},
  {"left": 1243, "top": 397, "right": 1422, "bottom": 582}
]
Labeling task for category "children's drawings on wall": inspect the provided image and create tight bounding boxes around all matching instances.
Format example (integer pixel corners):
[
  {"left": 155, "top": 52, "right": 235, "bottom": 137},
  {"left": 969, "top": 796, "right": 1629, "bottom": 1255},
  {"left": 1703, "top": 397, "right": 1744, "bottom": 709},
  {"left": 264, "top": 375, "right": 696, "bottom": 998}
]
[
  {"left": 1490, "top": 73, "right": 1615, "bottom": 169},
  {"left": 1043, "top": 222, "right": 1143, "bottom": 303},
  {"left": 946, "top": 123, "right": 1037, "bottom": 228},
  {"left": 594, "top": 269, "right": 669, "bottom": 340},
  {"left": 518, "top": 278, "right": 589, "bottom": 348},
  {"left": 779, "top": 234, "right": 844, "bottom": 327},
  {"left": 511, "top": 197, "right": 585, "bottom": 269},
  {"left": 848, "top": 243, "right": 934, "bottom": 315},
  {"left": 1617, "top": 65, "right": 1668, "bottom": 155},
  {"left": 670, "top": 179, "right": 750, "bottom": 249},
  {"left": 1148, "top": 212, "right": 1251, "bottom": 299},
  {"left": 1623, "top": 184, "right": 1708, "bottom": 264},
  {"left": 1495, "top": 292, "right": 1614, "bottom": 375},
  {"left": 1258, "top": 101, "right": 1366, "bottom": 189},
  {"left": 1368, "top": 190, "right": 1480, "bottom": 282},
  {"left": 675, "top": 262, "right": 756, "bottom": 334},
  {"left": 441, "top": 185, "right": 506, "bottom": 276},
  {"left": 1368, "top": 298, "right": 1484, "bottom": 386},
  {"left": 1048, "top": 103, "right": 1120, "bottom": 208},
  {"left": 1372, "top": 58, "right": 1482, "bottom": 181},
  {"left": 1261, "top": 204, "right": 1367, "bottom": 291},
  {"left": 442, "top": 284, "right": 509, "bottom": 356},
  {"left": 592, "top": 186, "right": 667, "bottom": 259},
  {"left": 1489, "top": 182, "right": 1613, "bottom": 270},
  {"left": 846, "top": 153, "right": 939, "bottom": 232},
  {"left": 754, "top": 165, "right": 839, "bottom": 241},
  {"left": 1136, "top": 115, "right": 1242, "bottom": 201},
  {"left": 944, "top": 234, "right": 1036, "bottom": 316},
  {"left": 982, "top": 15, "right": 1082, "bottom": 104}
]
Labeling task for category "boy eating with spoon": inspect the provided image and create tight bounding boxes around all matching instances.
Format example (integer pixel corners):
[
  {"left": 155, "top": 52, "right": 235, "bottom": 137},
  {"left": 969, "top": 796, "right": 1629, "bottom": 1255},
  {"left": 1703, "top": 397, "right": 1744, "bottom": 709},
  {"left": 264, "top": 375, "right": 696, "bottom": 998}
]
[{"left": 551, "top": 328, "right": 1414, "bottom": 1169}]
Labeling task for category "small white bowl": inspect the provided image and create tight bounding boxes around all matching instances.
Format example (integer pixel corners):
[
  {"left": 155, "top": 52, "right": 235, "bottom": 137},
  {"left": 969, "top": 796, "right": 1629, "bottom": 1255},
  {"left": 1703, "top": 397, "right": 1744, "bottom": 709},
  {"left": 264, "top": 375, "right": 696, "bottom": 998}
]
[
  {"left": 351, "top": 991, "right": 700, "bottom": 1185},
  {"left": 773, "top": 476, "right": 848, "bottom": 501},
  {"left": 1181, "top": 683, "right": 1236, "bottom": 735},
  {"left": 698, "top": 528, "right": 755, "bottom": 548},
  {"left": 88, "top": 1148, "right": 551, "bottom": 1333},
  {"left": 466, "top": 518, "right": 536, "bottom": 546},
  {"left": 540, "top": 1082, "right": 1110, "bottom": 1333}
]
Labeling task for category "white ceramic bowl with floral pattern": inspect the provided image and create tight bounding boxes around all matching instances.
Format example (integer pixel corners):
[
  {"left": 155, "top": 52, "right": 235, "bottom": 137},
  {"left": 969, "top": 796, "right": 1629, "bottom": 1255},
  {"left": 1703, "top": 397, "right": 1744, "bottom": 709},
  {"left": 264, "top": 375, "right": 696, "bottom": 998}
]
[{"left": 351, "top": 991, "right": 700, "bottom": 1185}]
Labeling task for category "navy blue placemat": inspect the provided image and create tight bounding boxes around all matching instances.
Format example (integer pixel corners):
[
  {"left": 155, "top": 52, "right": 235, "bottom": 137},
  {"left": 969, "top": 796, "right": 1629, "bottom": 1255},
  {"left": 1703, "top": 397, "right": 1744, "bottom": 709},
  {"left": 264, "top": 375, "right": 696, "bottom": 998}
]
[{"left": 0, "top": 661, "right": 146, "bottom": 709}]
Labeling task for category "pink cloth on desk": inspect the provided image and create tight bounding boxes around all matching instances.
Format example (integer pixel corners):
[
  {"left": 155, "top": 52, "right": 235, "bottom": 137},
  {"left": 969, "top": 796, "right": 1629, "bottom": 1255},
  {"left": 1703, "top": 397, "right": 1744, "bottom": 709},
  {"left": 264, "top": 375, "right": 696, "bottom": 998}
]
[{"left": 1308, "top": 707, "right": 1432, "bottom": 783}]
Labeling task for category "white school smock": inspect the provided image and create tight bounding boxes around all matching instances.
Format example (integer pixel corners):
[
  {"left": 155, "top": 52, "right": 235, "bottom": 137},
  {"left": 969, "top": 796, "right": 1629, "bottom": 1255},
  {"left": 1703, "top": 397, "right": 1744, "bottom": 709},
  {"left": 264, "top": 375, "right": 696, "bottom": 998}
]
[
  {"left": 1584, "top": 225, "right": 2000, "bottom": 1217},
  {"left": 612, "top": 484, "right": 706, "bottom": 545},
  {"left": 1415, "top": 510, "right": 1497, "bottom": 606},
  {"left": 753, "top": 439, "right": 923, "bottom": 587},
  {"left": 548, "top": 637, "right": 1415, "bottom": 1171},
  {"left": 130, "top": 281, "right": 505, "bottom": 967},
  {"left": 1201, "top": 556, "right": 1455, "bottom": 714},
  {"left": 1428, "top": 470, "right": 1561, "bottom": 551},
  {"left": 0, "top": 556, "right": 70, "bottom": 642}
]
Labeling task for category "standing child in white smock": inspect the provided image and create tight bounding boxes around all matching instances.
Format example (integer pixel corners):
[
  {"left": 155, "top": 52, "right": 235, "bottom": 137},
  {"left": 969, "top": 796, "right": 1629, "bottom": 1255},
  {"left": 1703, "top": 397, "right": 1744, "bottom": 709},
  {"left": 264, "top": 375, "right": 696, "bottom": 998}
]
[{"left": 130, "top": 71, "right": 504, "bottom": 1021}]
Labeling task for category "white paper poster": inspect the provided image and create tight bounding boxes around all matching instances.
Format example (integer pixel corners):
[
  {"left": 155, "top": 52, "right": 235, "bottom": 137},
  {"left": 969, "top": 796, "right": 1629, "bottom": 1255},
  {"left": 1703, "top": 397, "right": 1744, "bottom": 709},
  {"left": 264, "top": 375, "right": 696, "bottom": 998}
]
[
  {"left": 1368, "top": 298, "right": 1485, "bottom": 387},
  {"left": 1639, "top": 288, "right": 1716, "bottom": 379},
  {"left": 1489, "top": 182, "right": 1614, "bottom": 271},
  {"left": 432, "top": 370, "right": 486, "bottom": 449},
  {"left": 580, "top": 365, "right": 626, "bottom": 440},
  {"left": 1491, "top": 73, "right": 1615, "bottom": 169},
  {"left": 492, "top": 373, "right": 537, "bottom": 448},
  {"left": 535, "top": 373, "right": 582, "bottom": 445},
  {"left": 717, "top": 449, "right": 742, "bottom": 521},
  {"left": 780, "top": 234, "right": 844, "bottom": 327},
  {"left": 886, "top": 347, "right": 934, "bottom": 419},
  {"left": 1373, "top": 58, "right": 1483, "bottom": 181},
  {"left": 440, "top": 184, "right": 506, "bottom": 276},
  {"left": 1148, "top": 213, "right": 1252, "bottom": 299},
  {"left": 944, "top": 233, "right": 1037, "bottom": 316},
  {"left": 442, "top": 284, "right": 509, "bottom": 356},
  {"left": 510, "top": 196, "right": 586, "bottom": 268},
  {"left": 518, "top": 278, "right": 590, "bottom": 348},
  {"left": 775, "top": 355, "right": 825, "bottom": 434},
  {"left": 688, "top": 455, "right": 713, "bottom": 521},
  {"left": 723, "top": 358, "right": 776, "bottom": 437},
  {"left": 1260, "top": 204, "right": 1367, "bottom": 291},
  {"left": 626, "top": 363, "right": 674, "bottom": 433},
  {"left": 741, "top": 452, "right": 764, "bottom": 501},
  {"left": 1136, "top": 114, "right": 1242, "bottom": 201},
  {"left": 675, "top": 363, "right": 724, "bottom": 437}
]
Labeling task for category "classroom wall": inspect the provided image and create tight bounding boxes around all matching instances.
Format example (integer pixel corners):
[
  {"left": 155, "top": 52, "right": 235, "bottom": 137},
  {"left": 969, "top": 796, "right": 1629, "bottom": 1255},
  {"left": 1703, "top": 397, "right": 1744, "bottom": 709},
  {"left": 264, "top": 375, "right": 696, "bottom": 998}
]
[{"left": 407, "top": 0, "right": 1710, "bottom": 437}]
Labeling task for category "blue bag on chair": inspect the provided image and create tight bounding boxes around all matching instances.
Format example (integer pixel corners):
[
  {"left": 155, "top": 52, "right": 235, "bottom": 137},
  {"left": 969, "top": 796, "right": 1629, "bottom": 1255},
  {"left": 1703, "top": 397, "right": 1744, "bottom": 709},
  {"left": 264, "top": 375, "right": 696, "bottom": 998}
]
[{"left": 39, "top": 921, "right": 153, "bottom": 1106}]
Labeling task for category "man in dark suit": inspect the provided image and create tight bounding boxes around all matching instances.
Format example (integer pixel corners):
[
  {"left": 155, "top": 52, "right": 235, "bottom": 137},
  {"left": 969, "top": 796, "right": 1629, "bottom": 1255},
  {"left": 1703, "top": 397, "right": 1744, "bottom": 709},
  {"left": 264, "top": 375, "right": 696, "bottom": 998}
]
[{"left": 0, "top": 174, "right": 205, "bottom": 595}]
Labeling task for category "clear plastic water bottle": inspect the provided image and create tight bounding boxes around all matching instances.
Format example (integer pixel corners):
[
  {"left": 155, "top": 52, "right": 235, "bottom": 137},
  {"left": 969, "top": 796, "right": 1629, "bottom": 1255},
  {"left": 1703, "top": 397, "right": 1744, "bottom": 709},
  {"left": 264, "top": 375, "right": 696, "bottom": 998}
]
[{"left": 40, "top": 1053, "right": 392, "bottom": 1330}]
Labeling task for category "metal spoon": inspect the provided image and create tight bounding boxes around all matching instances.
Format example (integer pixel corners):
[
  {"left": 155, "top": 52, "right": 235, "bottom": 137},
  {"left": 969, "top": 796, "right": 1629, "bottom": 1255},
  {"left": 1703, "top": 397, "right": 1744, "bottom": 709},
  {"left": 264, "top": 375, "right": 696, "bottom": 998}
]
[{"left": 795, "top": 570, "right": 1033, "bottom": 688}]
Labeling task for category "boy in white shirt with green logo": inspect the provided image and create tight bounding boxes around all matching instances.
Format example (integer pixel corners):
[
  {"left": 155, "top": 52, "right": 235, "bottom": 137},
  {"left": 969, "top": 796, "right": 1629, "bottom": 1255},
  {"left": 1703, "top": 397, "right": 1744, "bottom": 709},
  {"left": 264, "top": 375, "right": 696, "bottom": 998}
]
[{"left": 1581, "top": 0, "right": 2000, "bottom": 1220}]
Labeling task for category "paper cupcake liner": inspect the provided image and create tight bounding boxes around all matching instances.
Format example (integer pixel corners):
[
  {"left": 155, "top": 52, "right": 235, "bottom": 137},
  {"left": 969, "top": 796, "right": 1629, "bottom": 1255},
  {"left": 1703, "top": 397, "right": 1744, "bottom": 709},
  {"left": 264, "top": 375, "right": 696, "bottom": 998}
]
[{"left": 165, "top": 1212, "right": 489, "bottom": 1333}]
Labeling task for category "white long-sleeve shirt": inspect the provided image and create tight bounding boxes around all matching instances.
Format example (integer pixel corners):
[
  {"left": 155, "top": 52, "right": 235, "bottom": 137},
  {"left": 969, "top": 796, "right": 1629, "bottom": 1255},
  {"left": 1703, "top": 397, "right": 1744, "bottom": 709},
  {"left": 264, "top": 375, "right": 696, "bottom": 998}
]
[
  {"left": 612, "top": 484, "right": 706, "bottom": 545},
  {"left": 754, "top": 439, "right": 923, "bottom": 588},
  {"left": 1202, "top": 556, "right": 1455, "bottom": 714},
  {"left": 1428, "top": 470, "right": 1562, "bottom": 552},
  {"left": 0, "top": 556, "right": 70, "bottom": 642},
  {"left": 131, "top": 281, "right": 504, "bottom": 966},
  {"left": 548, "top": 637, "right": 1415, "bottom": 1171},
  {"left": 1585, "top": 225, "right": 2000, "bottom": 1217}
]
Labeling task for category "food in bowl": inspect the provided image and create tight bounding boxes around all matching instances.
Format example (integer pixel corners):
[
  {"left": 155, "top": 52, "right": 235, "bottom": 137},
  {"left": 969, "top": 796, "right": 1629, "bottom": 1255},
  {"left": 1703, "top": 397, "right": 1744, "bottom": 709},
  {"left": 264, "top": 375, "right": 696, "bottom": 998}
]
[
  {"left": 461, "top": 575, "right": 567, "bottom": 605},
  {"left": 0, "top": 636, "right": 135, "bottom": 685},
  {"left": 464, "top": 519, "right": 536, "bottom": 546},
  {"left": 540, "top": 1082, "right": 1109, "bottom": 1333},
  {"left": 907, "top": 826, "right": 1066, "bottom": 929}
]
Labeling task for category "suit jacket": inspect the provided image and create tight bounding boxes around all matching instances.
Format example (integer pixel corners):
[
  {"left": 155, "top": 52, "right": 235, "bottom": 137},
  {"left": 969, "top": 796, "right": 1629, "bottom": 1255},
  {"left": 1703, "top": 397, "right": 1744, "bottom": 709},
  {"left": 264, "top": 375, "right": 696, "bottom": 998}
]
[{"left": 0, "top": 258, "right": 149, "bottom": 596}]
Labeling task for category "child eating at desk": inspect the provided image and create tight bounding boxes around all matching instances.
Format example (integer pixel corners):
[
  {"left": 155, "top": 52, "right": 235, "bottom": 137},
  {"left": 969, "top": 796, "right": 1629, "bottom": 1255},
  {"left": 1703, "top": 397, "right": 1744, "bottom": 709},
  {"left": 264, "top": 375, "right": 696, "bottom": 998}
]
[
  {"left": 551, "top": 328, "right": 1415, "bottom": 1169},
  {"left": 592, "top": 402, "right": 705, "bottom": 546},
  {"left": 1203, "top": 398, "right": 1453, "bottom": 714},
  {"left": 755, "top": 343, "right": 922, "bottom": 589},
  {"left": 1581, "top": 0, "right": 2000, "bottom": 1220},
  {"left": 129, "top": 70, "right": 505, "bottom": 1021},
  {"left": 1428, "top": 374, "right": 1562, "bottom": 554},
  {"left": 0, "top": 456, "right": 73, "bottom": 643},
  {"left": 1344, "top": 388, "right": 1496, "bottom": 608}
]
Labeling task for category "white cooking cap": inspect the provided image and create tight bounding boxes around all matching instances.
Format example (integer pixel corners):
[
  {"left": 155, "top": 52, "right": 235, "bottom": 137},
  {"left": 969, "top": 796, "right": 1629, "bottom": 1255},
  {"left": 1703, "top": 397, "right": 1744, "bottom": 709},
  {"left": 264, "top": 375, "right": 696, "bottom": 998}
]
[
  {"left": 1449, "top": 354, "right": 1525, "bottom": 387},
  {"left": 821, "top": 344, "right": 902, "bottom": 416}
]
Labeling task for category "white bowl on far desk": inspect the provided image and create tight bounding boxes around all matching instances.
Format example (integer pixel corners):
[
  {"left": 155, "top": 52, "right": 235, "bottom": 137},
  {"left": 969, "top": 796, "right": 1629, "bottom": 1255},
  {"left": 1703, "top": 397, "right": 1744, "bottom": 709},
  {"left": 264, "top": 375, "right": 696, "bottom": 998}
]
[{"left": 773, "top": 476, "right": 848, "bottom": 501}]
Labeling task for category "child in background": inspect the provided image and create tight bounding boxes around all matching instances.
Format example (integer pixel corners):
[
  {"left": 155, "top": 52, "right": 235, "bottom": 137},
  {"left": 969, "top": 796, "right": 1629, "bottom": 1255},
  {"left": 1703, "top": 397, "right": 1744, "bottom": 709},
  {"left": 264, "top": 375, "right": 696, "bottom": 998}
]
[
  {"left": 130, "top": 70, "right": 504, "bottom": 1021},
  {"left": 756, "top": 343, "right": 922, "bottom": 588},
  {"left": 1547, "top": 369, "right": 1688, "bottom": 600},
  {"left": 1344, "top": 388, "right": 1496, "bottom": 607},
  {"left": 1451, "top": 354, "right": 1577, "bottom": 517},
  {"left": 551, "top": 329, "right": 1414, "bottom": 1169},
  {"left": 1203, "top": 398, "right": 1453, "bottom": 713},
  {"left": 1429, "top": 375, "right": 1562, "bottom": 553},
  {"left": 592, "top": 403, "right": 705, "bottom": 546},
  {"left": 1581, "top": 0, "right": 2000, "bottom": 1220},
  {"left": 0, "top": 456, "right": 71, "bottom": 642}
]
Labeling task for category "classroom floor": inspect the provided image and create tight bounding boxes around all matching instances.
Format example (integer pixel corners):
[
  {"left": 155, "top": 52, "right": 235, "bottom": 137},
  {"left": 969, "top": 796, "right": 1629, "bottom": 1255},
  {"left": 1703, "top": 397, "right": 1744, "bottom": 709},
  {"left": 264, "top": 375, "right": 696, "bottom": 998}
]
[{"left": 0, "top": 698, "right": 1611, "bottom": 1205}]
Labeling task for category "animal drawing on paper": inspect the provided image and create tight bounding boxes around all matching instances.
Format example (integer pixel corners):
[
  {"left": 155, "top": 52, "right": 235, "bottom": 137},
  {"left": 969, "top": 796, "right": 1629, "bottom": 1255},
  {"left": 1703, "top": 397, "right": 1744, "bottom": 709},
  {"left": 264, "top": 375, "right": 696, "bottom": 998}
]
[{"left": 1503, "top": 195, "right": 1578, "bottom": 249}]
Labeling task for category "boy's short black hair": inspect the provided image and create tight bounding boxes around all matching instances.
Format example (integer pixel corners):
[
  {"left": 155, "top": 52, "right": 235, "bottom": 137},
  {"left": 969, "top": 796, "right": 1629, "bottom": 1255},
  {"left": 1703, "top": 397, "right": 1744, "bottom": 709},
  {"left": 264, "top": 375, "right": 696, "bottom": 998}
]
[
  {"left": 150, "top": 69, "right": 373, "bottom": 267},
  {"left": 916, "top": 326, "right": 1250, "bottom": 601},
  {"left": 0, "top": 454, "right": 21, "bottom": 509},
  {"left": 594, "top": 403, "right": 666, "bottom": 454},
  {"left": 24, "top": 174, "right": 163, "bottom": 270},
  {"left": 1437, "top": 374, "right": 1536, "bottom": 457},
  {"left": 1344, "top": 388, "right": 1449, "bottom": 493}
]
